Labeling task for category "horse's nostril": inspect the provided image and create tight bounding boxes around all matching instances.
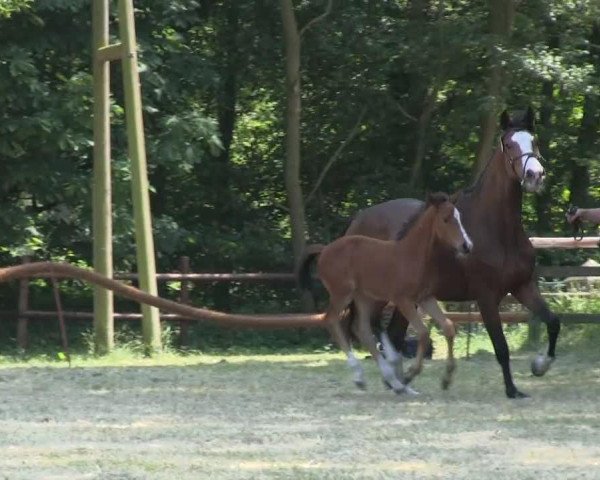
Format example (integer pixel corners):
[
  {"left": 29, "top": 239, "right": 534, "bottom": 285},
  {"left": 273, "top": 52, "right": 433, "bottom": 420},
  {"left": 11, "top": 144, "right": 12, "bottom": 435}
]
[
  {"left": 526, "top": 169, "right": 535, "bottom": 178},
  {"left": 462, "top": 241, "right": 471, "bottom": 253}
]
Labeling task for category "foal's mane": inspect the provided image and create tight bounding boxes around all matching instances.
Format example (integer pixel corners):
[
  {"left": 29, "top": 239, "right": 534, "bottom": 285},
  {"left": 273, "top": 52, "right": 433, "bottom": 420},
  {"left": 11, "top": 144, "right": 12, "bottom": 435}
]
[{"left": 395, "top": 192, "right": 448, "bottom": 241}]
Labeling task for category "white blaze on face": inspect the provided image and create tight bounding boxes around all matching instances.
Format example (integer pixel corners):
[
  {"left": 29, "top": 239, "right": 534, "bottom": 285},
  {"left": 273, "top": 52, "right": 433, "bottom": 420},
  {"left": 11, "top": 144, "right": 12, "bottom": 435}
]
[
  {"left": 454, "top": 208, "right": 473, "bottom": 251},
  {"left": 510, "top": 131, "right": 544, "bottom": 180}
]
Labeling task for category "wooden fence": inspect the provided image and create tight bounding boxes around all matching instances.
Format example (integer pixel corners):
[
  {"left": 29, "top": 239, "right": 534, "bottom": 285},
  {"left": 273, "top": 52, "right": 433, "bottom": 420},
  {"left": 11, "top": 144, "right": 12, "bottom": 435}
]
[{"left": 3, "top": 236, "right": 600, "bottom": 349}]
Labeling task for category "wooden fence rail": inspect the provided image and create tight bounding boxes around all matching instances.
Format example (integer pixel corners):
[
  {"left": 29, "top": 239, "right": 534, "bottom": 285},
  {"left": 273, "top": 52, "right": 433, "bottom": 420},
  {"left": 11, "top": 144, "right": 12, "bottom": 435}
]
[{"left": 5, "top": 236, "right": 600, "bottom": 349}]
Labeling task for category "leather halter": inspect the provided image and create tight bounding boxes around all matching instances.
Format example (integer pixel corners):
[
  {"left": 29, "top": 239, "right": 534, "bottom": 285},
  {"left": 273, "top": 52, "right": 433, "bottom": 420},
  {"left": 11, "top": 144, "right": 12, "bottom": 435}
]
[{"left": 500, "top": 131, "right": 545, "bottom": 186}]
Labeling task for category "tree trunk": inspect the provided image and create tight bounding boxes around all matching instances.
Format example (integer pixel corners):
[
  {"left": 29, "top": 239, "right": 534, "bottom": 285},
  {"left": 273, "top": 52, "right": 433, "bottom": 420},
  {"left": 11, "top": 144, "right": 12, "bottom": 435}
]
[
  {"left": 281, "top": 0, "right": 314, "bottom": 311},
  {"left": 212, "top": 1, "right": 240, "bottom": 312},
  {"left": 409, "top": 86, "right": 438, "bottom": 189},
  {"left": 569, "top": 22, "right": 600, "bottom": 208},
  {"left": 475, "top": 0, "right": 515, "bottom": 172},
  {"left": 570, "top": 95, "right": 598, "bottom": 208},
  {"left": 534, "top": 20, "right": 559, "bottom": 233}
]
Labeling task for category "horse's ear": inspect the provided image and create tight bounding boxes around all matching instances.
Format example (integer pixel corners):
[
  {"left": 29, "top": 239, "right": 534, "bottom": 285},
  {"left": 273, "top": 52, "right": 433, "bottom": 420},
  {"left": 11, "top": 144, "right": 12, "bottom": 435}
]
[
  {"left": 427, "top": 192, "right": 449, "bottom": 207},
  {"left": 525, "top": 105, "right": 535, "bottom": 132},
  {"left": 500, "top": 109, "right": 511, "bottom": 130}
]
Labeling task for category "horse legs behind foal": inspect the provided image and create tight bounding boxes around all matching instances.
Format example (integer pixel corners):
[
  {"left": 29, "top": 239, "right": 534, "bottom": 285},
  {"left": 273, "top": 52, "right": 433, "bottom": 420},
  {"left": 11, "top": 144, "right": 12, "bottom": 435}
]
[
  {"left": 419, "top": 297, "right": 456, "bottom": 389},
  {"left": 352, "top": 299, "right": 408, "bottom": 394},
  {"left": 325, "top": 303, "right": 366, "bottom": 389}
]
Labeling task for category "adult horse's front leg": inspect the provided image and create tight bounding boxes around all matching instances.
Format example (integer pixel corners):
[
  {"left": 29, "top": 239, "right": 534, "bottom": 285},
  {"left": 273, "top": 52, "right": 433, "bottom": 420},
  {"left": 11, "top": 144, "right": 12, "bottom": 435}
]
[
  {"left": 511, "top": 280, "right": 561, "bottom": 376},
  {"left": 478, "top": 296, "right": 528, "bottom": 399}
]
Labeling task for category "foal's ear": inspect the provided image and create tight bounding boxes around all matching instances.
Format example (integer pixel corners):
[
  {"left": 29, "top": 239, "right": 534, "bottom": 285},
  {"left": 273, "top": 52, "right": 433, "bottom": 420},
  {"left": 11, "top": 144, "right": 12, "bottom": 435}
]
[
  {"left": 525, "top": 105, "right": 535, "bottom": 132},
  {"left": 500, "top": 109, "right": 511, "bottom": 131}
]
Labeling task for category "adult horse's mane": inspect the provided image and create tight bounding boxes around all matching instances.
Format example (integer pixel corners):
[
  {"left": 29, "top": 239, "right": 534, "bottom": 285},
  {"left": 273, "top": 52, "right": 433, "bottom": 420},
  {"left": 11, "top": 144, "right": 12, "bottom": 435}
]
[{"left": 395, "top": 192, "right": 448, "bottom": 241}]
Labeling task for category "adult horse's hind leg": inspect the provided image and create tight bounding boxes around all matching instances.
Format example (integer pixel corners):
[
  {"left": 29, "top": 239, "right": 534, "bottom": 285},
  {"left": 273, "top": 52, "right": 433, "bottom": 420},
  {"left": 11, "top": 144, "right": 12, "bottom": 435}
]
[
  {"left": 325, "top": 302, "right": 367, "bottom": 390},
  {"left": 353, "top": 298, "right": 409, "bottom": 394},
  {"left": 420, "top": 297, "right": 456, "bottom": 390},
  {"left": 512, "top": 280, "right": 561, "bottom": 375}
]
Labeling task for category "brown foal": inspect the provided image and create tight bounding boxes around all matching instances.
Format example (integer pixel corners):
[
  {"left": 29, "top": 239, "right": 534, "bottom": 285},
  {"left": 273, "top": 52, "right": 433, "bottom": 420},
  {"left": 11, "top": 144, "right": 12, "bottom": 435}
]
[{"left": 300, "top": 193, "right": 473, "bottom": 394}]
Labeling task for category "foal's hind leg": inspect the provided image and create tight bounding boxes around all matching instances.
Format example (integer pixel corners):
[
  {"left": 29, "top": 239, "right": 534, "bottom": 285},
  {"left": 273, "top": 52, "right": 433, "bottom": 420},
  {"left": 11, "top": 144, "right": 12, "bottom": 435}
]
[
  {"left": 420, "top": 297, "right": 456, "bottom": 390},
  {"left": 396, "top": 300, "right": 429, "bottom": 384},
  {"left": 326, "top": 301, "right": 366, "bottom": 389},
  {"left": 353, "top": 299, "right": 409, "bottom": 394}
]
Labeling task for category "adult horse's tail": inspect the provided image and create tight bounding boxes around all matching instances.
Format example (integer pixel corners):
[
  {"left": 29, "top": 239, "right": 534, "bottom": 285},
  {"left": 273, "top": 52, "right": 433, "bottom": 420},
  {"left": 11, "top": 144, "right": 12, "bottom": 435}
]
[{"left": 296, "top": 243, "right": 325, "bottom": 293}]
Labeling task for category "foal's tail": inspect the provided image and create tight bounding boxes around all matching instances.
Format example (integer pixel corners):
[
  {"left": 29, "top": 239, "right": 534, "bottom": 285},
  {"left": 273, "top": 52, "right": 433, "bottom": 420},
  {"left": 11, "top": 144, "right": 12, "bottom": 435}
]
[{"left": 296, "top": 243, "right": 325, "bottom": 292}]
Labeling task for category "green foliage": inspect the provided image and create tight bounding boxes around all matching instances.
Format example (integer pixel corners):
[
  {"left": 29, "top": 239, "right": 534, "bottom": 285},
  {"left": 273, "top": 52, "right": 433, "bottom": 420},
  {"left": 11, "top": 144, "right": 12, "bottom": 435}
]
[{"left": 0, "top": 1, "right": 599, "bottom": 350}]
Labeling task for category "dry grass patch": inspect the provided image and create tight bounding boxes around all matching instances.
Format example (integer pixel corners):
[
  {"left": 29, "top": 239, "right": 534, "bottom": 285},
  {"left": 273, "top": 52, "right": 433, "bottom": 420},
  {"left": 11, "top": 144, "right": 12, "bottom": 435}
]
[{"left": 1, "top": 348, "right": 599, "bottom": 479}]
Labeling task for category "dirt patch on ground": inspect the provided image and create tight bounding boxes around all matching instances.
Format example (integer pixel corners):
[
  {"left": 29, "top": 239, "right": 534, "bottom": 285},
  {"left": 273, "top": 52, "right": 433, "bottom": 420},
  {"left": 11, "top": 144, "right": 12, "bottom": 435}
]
[{"left": 1, "top": 352, "right": 599, "bottom": 479}]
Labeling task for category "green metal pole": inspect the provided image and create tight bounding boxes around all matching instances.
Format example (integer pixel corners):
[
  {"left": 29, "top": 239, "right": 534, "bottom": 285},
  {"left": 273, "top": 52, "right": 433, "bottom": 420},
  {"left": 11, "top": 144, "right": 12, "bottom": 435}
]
[
  {"left": 92, "top": 0, "right": 114, "bottom": 354},
  {"left": 117, "top": 0, "right": 162, "bottom": 354}
]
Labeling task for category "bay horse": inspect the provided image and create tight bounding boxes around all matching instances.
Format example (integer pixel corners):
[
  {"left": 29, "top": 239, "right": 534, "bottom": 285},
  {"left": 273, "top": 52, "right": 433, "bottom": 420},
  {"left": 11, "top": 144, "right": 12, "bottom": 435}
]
[
  {"left": 341, "top": 107, "right": 559, "bottom": 398},
  {"left": 299, "top": 193, "right": 473, "bottom": 394}
]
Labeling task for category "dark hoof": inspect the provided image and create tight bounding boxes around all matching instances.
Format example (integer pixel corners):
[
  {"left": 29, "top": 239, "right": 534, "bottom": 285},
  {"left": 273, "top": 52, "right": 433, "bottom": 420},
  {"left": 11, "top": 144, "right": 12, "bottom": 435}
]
[
  {"left": 354, "top": 380, "right": 367, "bottom": 391},
  {"left": 507, "top": 389, "right": 529, "bottom": 399},
  {"left": 441, "top": 377, "right": 451, "bottom": 390},
  {"left": 382, "top": 379, "right": 392, "bottom": 390}
]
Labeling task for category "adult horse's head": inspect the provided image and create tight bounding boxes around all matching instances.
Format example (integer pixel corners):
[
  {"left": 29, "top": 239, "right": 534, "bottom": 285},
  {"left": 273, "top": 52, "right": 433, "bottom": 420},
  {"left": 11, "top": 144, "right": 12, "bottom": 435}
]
[
  {"left": 428, "top": 192, "right": 473, "bottom": 255},
  {"left": 499, "top": 106, "right": 545, "bottom": 193}
]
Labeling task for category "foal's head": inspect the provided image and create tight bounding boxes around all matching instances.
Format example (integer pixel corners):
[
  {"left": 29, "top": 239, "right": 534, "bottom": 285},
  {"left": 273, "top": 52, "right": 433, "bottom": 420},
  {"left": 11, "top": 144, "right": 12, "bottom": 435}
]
[
  {"left": 499, "top": 106, "right": 545, "bottom": 193},
  {"left": 428, "top": 192, "right": 473, "bottom": 255}
]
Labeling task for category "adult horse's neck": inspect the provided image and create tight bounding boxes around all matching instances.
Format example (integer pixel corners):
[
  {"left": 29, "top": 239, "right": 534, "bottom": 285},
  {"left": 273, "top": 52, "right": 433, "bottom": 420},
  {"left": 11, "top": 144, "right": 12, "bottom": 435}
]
[{"left": 464, "top": 147, "right": 524, "bottom": 239}]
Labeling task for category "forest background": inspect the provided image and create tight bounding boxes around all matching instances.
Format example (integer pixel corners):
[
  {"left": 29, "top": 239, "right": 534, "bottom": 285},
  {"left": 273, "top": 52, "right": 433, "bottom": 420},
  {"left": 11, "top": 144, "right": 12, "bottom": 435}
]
[{"left": 0, "top": 0, "right": 599, "bottom": 351}]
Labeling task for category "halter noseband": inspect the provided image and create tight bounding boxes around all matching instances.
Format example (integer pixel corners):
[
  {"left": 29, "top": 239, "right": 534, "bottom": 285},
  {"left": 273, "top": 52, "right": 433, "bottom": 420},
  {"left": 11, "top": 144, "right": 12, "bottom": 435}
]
[{"left": 500, "top": 132, "right": 545, "bottom": 186}]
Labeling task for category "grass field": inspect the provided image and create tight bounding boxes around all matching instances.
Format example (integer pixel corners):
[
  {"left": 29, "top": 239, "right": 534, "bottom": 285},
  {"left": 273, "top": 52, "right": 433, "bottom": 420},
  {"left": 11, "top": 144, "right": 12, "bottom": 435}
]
[{"left": 1, "top": 327, "right": 600, "bottom": 480}]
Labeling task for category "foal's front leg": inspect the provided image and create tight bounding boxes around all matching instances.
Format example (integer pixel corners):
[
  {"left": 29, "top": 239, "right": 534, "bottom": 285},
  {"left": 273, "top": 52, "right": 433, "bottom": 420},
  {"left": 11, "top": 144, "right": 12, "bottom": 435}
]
[
  {"left": 419, "top": 297, "right": 456, "bottom": 389},
  {"left": 396, "top": 299, "right": 429, "bottom": 384}
]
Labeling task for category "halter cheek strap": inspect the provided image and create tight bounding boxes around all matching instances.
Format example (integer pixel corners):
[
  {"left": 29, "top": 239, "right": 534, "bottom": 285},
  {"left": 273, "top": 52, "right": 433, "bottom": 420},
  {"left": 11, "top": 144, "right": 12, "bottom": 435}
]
[{"left": 500, "top": 138, "right": 543, "bottom": 186}]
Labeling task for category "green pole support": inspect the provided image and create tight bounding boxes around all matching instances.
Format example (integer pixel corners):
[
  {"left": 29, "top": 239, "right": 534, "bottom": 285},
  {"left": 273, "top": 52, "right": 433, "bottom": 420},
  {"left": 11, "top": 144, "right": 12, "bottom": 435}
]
[
  {"left": 118, "top": 0, "right": 162, "bottom": 354},
  {"left": 92, "top": 0, "right": 114, "bottom": 354}
]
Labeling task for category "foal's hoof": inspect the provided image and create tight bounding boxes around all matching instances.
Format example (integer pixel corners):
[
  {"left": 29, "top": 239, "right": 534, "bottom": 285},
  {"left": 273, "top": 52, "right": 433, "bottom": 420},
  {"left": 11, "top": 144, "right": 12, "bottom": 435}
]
[
  {"left": 383, "top": 380, "right": 392, "bottom": 390},
  {"left": 354, "top": 380, "right": 367, "bottom": 391}
]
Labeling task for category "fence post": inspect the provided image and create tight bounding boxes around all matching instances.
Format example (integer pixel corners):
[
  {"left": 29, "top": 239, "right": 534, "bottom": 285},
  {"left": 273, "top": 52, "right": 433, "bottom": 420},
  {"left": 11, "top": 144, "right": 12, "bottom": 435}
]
[
  {"left": 16, "top": 256, "right": 31, "bottom": 351},
  {"left": 178, "top": 256, "right": 191, "bottom": 347}
]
